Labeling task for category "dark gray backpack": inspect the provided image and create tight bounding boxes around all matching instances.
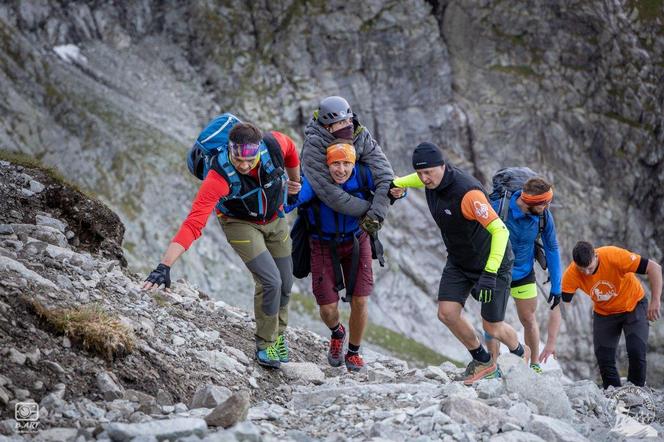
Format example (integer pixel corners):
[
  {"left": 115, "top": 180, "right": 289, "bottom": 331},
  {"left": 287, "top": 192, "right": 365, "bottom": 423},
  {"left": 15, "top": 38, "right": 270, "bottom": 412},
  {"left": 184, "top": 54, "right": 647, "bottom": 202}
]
[{"left": 490, "top": 167, "right": 548, "bottom": 270}]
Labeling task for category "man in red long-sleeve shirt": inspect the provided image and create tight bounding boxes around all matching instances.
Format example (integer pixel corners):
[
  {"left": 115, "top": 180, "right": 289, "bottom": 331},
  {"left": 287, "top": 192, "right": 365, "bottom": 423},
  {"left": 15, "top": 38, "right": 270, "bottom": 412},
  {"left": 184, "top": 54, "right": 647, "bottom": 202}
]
[{"left": 143, "top": 122, "right": 301, "bottom": 368}]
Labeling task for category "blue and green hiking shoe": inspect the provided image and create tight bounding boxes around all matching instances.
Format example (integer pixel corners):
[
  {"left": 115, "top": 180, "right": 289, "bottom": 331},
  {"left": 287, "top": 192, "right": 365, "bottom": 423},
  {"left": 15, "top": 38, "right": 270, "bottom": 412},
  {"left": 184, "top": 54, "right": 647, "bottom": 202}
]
[
  {"left": 275, "top": 335, "right": 289, "bottom": 363},
  {"left": 530, "top": 363, "right": 543, "bottom": 374},
  {"left": 256, "top": 346, "right": 280, "bottom": 369}
]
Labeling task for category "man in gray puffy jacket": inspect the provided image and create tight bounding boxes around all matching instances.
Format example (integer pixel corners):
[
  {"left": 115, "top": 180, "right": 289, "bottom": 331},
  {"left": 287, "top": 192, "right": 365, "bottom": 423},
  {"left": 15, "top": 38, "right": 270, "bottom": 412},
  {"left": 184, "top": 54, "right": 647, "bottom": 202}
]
[{"left": 302, "top": 96, "right": 394, "bottom": 232}]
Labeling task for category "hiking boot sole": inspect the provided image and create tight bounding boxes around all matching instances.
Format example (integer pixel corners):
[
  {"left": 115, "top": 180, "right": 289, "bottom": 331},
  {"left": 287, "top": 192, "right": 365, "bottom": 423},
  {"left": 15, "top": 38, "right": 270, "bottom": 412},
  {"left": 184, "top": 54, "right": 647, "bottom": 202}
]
[
  {"left": 463, "top": 362, "right": 498, "bottom": 385},
  {"left": 256, "top": 359, "right": 281, "bottom": 369},
  {"left": 255, "top": 351, "right": 281, "bottom": 369},
  {"left": 328, "top": 355, "right": 344, "bottom": 367},
  {"left": 346, "top": 363, "right": 364, "bottom": 372},
  {"left": 485, "top": 365, "right": 502, "bottom": 379}
]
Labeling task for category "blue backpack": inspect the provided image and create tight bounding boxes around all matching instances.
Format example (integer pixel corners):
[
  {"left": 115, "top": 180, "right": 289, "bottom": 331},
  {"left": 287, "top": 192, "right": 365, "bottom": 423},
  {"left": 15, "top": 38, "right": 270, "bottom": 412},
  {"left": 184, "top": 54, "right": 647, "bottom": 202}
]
[
  {"left": 186, "top": 113, "right": 286, "bottom": 212},
  {"left": 187, "top": 113, "right": 242, "bottom": 180}
]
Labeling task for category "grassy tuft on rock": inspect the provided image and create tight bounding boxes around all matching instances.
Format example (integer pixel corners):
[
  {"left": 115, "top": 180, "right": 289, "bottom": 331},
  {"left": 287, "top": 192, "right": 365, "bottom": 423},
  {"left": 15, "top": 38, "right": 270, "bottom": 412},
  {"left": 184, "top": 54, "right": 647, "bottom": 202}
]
[{"left": 29, "top": 299, "right": 134, "bottom": 360}]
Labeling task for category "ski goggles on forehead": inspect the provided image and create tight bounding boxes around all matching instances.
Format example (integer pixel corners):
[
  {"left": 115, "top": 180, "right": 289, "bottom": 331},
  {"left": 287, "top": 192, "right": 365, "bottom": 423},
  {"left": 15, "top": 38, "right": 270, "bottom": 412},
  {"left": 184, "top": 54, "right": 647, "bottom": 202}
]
[{"left": 229, "top": 141, "right": 262, "bottom": 159}]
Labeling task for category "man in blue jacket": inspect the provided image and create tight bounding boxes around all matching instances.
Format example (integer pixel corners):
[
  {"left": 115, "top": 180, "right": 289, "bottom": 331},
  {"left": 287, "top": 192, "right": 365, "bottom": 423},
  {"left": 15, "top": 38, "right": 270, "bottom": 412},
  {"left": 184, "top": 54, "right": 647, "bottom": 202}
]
[
  {"left": 486, "top": 177, "right": 562, "bottom": 372},
  {"left": 286, "top": 140, "right": 382, "bottom": 372}
]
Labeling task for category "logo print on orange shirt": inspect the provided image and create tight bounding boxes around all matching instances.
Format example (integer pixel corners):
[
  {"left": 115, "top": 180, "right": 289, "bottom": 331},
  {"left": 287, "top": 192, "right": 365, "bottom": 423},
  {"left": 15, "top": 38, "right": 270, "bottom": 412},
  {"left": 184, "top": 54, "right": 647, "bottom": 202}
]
[
  {"left": 591, "top": 280, "right": 618, "bottom": 302},
  {"left": 473, "top": 201, "right": 489, "bottom": 219}
]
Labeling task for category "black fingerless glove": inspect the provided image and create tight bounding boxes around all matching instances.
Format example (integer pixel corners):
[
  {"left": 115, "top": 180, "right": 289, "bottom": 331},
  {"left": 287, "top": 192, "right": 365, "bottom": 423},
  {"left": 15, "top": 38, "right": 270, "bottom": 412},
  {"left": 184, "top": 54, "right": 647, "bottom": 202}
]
[{"left": 145, "top": 263, "right": 171, "bottom": 288}]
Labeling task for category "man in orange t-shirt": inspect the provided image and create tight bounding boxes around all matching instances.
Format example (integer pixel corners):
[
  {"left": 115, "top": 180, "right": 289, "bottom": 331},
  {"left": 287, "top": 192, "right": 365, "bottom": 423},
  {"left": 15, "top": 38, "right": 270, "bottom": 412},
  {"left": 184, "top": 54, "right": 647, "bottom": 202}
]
[{"left": 560, "top": 241, "right": 662, "bottom": 388}]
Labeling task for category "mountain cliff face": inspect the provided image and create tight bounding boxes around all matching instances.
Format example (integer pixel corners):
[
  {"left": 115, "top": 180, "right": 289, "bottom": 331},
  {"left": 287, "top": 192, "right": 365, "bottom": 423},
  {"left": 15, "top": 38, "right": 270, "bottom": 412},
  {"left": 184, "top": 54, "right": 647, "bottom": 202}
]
[{"left": 1, "top": 0, "right": 663, "bottom": 380}]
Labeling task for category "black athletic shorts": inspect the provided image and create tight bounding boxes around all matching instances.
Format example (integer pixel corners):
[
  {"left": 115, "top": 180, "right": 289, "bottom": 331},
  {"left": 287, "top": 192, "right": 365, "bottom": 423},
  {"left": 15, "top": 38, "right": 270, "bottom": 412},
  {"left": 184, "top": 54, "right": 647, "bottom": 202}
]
[
  {"left": 438, "top": 261, "right": 512, "bottom": 323},
  {"left": 510, "top": 269, "right": 535, "bottom": 288}
]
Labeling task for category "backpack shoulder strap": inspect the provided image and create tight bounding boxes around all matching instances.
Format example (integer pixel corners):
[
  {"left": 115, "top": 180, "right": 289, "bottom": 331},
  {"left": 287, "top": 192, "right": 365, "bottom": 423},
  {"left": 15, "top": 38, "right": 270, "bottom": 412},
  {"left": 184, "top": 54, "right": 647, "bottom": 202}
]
[
  {"left": 213, "top": 150, "right": 242, "bottom": 199},
  {"left": 261, "top": 131, "right": 285, "bottom": 172},
  {"left": 538, "top": 209, "right": 548, "bottom": 237},
  {"left": 498, "top": 190, "right": 512, "bottom": 222},
  {"left": 355, "top": 163, "right": 372, "bottom": 200}
]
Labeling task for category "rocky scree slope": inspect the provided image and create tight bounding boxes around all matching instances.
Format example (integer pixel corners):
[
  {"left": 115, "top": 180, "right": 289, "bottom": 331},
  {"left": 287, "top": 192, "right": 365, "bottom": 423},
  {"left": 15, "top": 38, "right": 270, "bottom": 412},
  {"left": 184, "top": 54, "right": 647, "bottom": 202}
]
[
  {"left": 2, "top": 161, "right": 664, "bottom": 441},
  {"left": 1, "top": 0, "right": 664, "bottom": 379}
]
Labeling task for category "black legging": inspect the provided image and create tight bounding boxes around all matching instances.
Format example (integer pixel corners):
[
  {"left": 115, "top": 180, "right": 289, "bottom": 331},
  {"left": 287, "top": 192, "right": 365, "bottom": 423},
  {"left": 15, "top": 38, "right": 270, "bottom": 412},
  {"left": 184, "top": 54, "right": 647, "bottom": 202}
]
[{"left": 592, "top": 298, "right": 649, "bottom": 389}]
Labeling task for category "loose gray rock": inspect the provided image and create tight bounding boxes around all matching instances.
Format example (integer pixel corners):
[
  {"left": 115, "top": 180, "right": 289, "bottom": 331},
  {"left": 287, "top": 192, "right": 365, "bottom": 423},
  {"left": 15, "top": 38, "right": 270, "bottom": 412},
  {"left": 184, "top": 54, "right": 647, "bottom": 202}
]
[
  {"left": 35, "top": 215, "right": 67, "bottom": 233},
  {"left": 368, "top": 368, "right": 398, "bottom": 383},
  {"left": 10, "top": 224, "right": 68, "bottom": 248},
  {"left": 24, "top": 348, "right": 40, "bottom": 365},
  {"left": 96, "top": 371, "right": 125, "bottom": 401},
  {"left": 0, "top": 256, "right": 57, "bottom": 289},
  {"left": 156, "top": 389, "right": 174, "bottom": 406},
  {"left": 80, "top": 400, "right": 106, "bottom": 419},
  {"left": 8, "top": 348, "right": 26, "bottom": 365},
  {"left": 527, "top": 414, "right": 588, "bottom": 442},
  {"left": 204, "top": 391, "right": 251, "bottom": 428},
  {"left": 489, "top": 432, "right": 546, "bottom": 442},
  {"left": 0, "top": 419, "right": 17, "bottom": 436},
  {"left": 105, "top": 417, "right": 207, "bottom": 441},
  {"left": 475, "top": 378, "right": 504, "bottom": 399},
  {"left": 31, "top": 427, "right": 78, "bottom": 441},
  {"left": 129, "top": 411, "right": 152, "bottom": 423},
  {"left": 172, "top": 335, "right": 185, "bottom": 346},
  {"left": 564, "top": 380, "right": 610, "bottom": 415},
  {"left": 247, "top": 402, "right": 287, "bottom": 421},
  {"left": 281, "top": 362, "right": 325, "bottom": 384},
  {"left": 13, "top": 388, "right": 30, "bottom": 401},
  {"left": 41, "top": 360, "right": 65, "bottom": 374},
  {"left": 0, "top": 386, "right": 11, "bottom": 405},
  {"left": 507, "top": 402, "right": 532, "bottom": 422},
  {"left": 423, "top": 366, "right": 451, "bottom": 383},
  {"left": 29, "top": 180, "right": 45, "bottom": 194},
  {"left": 500, "top": 354, "right": 573, "bottom": 420},
  {"left": 442, "top": 396, "right": 519, "bottom": 430},
  {"left": 190, "top": 384, "right": 232, "bottom": 409},
  {"left": 440, "top": 382, "right": 478, "bottom": 400},
  {"left": 174, "top": 403, "right": 188, "bottom": 413},
  {"left": 225, "top": 421, "right": 262, "bottom": 442},
  {"left": 40, "top": 388, "right": 66, "bottom": 411},
  {"left": 123, "top": 389, "right": 156, "bottom": 406}
]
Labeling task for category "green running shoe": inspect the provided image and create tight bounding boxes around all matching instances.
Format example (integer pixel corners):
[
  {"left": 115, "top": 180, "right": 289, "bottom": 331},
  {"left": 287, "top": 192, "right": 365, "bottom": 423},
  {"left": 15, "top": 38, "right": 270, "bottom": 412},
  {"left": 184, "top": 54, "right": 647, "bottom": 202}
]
[
  {"left": 275, "top": 334, "right": 289, "bottom": 363},
  {"left": 255, "top": 345, "right": 280, "bottom": 368},
  {"left": 530, "top": 363, "right": 543, "bottom": 374}
]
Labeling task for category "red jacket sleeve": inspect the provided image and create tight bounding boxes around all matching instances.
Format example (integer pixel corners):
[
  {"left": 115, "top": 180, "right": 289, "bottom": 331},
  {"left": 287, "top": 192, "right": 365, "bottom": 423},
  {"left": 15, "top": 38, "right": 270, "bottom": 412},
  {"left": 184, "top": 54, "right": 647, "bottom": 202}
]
[
  {"left": 271, "top": 131, "right": 300, "bottom": 168},
  {"left": 172, "top": 169, "right": 230, "bottom": 250}
]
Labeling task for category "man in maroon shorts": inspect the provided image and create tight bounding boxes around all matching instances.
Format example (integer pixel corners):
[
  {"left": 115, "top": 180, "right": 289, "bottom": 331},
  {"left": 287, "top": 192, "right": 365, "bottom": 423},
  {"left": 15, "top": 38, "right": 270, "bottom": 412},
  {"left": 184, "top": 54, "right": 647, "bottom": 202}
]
[{"left": 287, "top": 140, "right": 394, "bottom": 371}]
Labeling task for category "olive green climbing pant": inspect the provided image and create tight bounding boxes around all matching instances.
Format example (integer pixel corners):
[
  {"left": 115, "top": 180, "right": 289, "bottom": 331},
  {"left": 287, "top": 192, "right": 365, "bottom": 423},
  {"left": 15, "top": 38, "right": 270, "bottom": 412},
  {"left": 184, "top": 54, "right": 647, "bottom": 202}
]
[{"left": 219, "top": 216, "right": 293, "bottom": 350}]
